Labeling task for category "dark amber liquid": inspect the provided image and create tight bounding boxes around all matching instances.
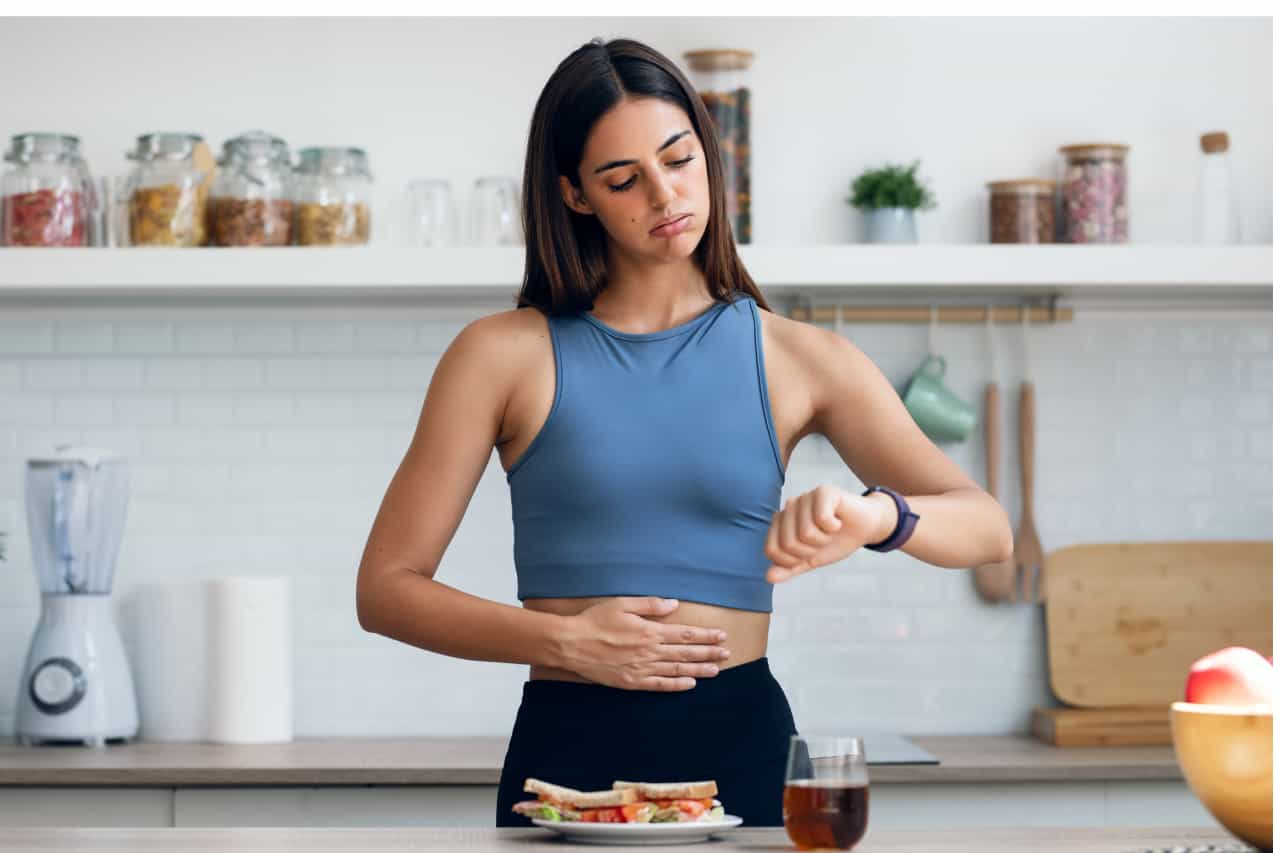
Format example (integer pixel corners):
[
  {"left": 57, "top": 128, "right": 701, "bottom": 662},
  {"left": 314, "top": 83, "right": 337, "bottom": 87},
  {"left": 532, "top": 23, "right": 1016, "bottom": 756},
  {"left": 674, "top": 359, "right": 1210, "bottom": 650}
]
[{"left": 783, "top": 780, "right": 869, "bottom": 850}]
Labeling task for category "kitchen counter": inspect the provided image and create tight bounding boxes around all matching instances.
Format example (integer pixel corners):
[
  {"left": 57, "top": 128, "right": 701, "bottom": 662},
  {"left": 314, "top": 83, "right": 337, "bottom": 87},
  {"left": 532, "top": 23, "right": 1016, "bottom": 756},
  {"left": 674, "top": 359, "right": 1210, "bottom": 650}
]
[
  {"left": 0, "top": 735, "right": 1186, "bottom": 786},
  {"left": 0, "top": 825, "right": 1242, "bottom": 851}
]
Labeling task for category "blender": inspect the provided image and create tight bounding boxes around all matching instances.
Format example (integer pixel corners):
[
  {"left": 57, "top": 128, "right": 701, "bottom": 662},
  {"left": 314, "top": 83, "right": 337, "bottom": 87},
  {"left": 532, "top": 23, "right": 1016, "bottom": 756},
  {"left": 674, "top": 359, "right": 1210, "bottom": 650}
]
[{"left": 15, "top": 445, "right": 139, "bottom": 746}]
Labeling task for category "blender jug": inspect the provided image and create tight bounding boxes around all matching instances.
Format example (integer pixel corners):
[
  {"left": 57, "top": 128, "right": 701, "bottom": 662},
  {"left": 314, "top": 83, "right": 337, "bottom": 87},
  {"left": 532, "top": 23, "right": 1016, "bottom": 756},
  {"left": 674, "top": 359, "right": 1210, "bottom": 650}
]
[{"left": 17, "top": 445, "right": 139, "bottom": 746}]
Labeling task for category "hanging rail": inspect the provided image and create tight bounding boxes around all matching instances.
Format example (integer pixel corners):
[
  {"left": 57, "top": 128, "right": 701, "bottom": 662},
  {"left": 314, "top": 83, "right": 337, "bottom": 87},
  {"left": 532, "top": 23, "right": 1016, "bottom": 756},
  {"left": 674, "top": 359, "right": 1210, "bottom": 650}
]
[{"left": 787, "top": 300, "right": 1072, "bottom": 324}]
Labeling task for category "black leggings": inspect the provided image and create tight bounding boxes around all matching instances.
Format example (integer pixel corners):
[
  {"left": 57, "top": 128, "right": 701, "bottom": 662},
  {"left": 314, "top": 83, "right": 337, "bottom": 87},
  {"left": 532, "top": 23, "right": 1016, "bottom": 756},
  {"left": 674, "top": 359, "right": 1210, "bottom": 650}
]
[{"left": 495, "top": 656, "right": 799, "bottom": 827}]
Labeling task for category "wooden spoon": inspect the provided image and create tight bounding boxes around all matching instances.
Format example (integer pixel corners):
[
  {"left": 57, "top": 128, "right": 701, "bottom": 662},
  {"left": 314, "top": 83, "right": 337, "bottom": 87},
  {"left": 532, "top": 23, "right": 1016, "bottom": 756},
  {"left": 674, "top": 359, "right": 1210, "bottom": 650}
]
[
  {"left": 972, "top": 382, "right": 1017, "bottom": 603},
  {"left": 1013, "top": 381, "right": 1046, "bottom": 603}
]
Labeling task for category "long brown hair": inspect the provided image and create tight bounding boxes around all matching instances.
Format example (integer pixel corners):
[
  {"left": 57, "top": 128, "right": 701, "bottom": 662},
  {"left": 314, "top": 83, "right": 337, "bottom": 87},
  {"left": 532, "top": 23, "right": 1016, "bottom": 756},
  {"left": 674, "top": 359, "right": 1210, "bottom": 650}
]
[{"left": 516, "top": 37, "right": 770, "bottom": 316}]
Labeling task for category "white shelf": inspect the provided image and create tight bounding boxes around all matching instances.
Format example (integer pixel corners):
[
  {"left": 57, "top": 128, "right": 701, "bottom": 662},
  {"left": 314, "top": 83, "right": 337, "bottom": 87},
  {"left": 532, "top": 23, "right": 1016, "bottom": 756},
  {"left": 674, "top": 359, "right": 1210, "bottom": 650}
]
[{"left": 0, "top": 245, "right": 1270, "bottom": 305}]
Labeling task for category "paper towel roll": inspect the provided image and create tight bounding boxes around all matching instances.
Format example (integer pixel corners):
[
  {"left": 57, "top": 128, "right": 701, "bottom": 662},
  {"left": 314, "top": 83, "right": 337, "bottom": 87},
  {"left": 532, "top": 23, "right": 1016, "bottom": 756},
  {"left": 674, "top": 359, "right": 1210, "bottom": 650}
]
[
  {"left": 128, "top": 580, "right": 208, "bottom": 742},
  {"left": 205, "top": 576, "right": 293, "bottom": 744}
]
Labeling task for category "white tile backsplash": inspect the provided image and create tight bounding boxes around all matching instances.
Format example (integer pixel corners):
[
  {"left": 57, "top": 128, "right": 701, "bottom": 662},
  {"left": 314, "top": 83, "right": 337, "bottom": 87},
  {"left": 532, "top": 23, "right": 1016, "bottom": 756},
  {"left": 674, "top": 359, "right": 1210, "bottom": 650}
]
[{"left": 0, "top": 302, "right": 1270, "bottom": 741}]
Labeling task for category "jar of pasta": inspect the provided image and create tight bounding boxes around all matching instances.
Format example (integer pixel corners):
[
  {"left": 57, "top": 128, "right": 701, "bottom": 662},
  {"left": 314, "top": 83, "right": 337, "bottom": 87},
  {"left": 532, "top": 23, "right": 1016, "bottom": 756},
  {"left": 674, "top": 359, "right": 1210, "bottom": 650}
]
[
  {"left": 125, "top": 132, "right": 213, "bottom": 247},
  {"left": 986, "top": 179, "right": 1057, "bottom": 243},
  {"left": 683, "top": 48, "right": 753, "bottom": 244},
  {"left": 1, "top": 133, "right": 93, "bottom": 247},
  {"left": 292, "top": 147, "right": 372, "bottom": 246},
  {"left": 1058, "top": 143, "right": 1129, "bottom": 243},
  {"left": 211, "top": 130, "right": 294, "bottom": 247}
]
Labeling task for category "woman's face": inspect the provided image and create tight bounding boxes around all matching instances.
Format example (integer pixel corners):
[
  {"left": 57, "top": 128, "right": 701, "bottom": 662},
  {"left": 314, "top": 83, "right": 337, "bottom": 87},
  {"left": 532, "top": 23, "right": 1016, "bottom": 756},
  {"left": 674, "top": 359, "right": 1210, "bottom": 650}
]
[{"left": 560, "top": 96, "right": 710, "bottom": 260}]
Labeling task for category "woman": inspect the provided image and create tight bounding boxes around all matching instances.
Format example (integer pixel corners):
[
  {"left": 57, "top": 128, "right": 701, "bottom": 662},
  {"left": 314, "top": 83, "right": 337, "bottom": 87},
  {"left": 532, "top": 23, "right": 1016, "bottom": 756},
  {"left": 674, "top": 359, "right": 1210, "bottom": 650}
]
[{"left": 355, "top": 37, "right": 1013, "bottom": 827}]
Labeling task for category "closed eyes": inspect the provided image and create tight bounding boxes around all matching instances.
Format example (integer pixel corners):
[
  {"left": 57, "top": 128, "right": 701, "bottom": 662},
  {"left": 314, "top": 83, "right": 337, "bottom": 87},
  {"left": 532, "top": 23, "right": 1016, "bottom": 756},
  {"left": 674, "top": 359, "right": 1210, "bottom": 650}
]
[{"left": 607, "top": 156, "right": 696, "bottom": 193}]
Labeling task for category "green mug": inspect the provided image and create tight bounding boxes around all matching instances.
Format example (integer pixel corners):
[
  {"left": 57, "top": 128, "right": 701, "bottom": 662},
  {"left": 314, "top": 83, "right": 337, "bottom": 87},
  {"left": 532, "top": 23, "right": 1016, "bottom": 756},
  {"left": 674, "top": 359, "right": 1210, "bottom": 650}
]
[{"left": 901, "top": 355, "right": 976, "bottom": 444}]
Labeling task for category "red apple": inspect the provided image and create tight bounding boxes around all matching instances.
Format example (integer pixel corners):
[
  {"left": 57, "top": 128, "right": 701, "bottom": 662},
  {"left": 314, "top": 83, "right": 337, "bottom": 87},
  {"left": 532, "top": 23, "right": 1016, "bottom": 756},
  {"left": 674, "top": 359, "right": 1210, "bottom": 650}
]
[{"left": 1184, "top": 646, "right": 1275, "bottom": 706}]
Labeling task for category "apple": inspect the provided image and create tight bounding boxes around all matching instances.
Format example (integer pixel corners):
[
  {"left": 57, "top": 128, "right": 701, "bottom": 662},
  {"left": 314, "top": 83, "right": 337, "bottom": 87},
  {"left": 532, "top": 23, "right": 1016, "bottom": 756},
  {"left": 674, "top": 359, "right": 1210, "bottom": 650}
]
[{"left": 1184, "top": 646, "right": 1275, "bottom": 706}]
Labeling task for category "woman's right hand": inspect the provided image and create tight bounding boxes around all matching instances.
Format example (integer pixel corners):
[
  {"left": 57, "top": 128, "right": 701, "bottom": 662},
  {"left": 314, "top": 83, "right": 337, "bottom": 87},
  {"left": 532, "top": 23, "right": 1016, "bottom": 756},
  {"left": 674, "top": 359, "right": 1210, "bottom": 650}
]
[{"left": 559, "top": 597, "right": 731, "bottom": 691}]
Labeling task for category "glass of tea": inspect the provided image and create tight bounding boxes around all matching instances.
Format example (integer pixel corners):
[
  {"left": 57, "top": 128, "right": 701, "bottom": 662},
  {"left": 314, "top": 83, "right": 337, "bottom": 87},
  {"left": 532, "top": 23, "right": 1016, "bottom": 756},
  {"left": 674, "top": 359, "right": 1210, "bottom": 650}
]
[{"left": 782, "top": 734, "right": 869, "bottom": 851}]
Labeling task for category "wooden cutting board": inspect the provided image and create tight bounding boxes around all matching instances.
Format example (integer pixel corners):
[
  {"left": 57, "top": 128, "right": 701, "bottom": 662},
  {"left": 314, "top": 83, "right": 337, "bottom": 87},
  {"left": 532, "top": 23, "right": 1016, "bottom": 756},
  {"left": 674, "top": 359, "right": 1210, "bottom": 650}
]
[
  {"left": 1044, "top": 541, "right": 1272, "bottom": 709},
  {"left": 1030, "top": 706, "right": 1172, "bottom": 746}
]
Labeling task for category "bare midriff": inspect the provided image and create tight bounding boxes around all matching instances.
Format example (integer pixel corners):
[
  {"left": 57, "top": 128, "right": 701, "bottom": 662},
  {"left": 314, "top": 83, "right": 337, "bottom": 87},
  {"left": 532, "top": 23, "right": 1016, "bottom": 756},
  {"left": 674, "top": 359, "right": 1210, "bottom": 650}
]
[{"left": 522, "top": 596, "right": 771, "bottom": 683}]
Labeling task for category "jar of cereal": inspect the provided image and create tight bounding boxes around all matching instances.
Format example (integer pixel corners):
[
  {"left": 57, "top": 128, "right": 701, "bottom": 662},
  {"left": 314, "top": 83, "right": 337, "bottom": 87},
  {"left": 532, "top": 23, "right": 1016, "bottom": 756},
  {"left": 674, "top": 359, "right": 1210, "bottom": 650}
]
[
  {"left": 212, "top": 130, "right": 294, "bottom": 247},
  {"left": 292, "top": 147, "right": 372, "bottom": 246},
  {"left": 986, "top": 179, "right": 1057, "bottom": 243},
  {"left": 1, "top": 133, "right": 94, "bottom": 247},
  {"left": 1058, "top": 143, "right": 1128, "bottom": 243},
  {"left": 125, "top": 132, "right": 213, "bottom": 247},
  {"left": 683, "top": 48, "right": 753, "bottom": 244}
]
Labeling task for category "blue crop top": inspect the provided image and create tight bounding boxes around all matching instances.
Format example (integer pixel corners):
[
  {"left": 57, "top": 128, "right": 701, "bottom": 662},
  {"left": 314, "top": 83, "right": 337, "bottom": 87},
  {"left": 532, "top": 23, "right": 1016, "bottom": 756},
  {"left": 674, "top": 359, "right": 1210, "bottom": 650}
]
[{"left": 506, "top": 292, "right": 786, "bottom": 613}]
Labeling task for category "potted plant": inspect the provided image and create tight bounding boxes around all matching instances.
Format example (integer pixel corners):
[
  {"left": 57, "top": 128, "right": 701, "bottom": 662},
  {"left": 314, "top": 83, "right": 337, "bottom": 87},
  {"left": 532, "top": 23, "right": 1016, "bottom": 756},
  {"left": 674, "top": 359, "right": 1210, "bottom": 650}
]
[{"left": 848, "top": 159, "right": 937, "bottom": 243}]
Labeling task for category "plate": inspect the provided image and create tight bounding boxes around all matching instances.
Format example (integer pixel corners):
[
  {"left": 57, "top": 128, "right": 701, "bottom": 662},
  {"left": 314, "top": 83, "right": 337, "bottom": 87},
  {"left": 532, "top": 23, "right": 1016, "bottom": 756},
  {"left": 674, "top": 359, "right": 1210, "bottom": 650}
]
[{"left": 530, "top": 815, "right": 744, "bottom": 845}]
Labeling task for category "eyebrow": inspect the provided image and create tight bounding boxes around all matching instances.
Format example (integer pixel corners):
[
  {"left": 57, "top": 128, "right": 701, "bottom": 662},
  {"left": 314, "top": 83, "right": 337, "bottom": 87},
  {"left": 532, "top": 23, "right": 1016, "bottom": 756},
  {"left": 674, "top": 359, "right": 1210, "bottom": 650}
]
[{"left": 593, "top": 131, "right": 692, "bottom": 174}]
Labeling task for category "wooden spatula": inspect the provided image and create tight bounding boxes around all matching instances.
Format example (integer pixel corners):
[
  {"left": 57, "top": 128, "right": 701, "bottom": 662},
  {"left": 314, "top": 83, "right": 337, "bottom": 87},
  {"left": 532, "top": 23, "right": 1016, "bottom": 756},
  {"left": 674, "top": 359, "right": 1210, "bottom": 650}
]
[
  {"left": 1013, "top": 380, "right": 1045, "bottom": 603},
  {"left": 972, "top": 382, "right": 1017, "bottom": 603}
]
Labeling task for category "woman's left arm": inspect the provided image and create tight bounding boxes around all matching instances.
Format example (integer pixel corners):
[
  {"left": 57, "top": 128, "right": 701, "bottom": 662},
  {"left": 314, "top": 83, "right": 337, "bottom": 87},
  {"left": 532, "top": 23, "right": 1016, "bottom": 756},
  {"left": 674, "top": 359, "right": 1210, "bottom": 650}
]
[{"left": 765, "top": 325, "right": 1014, "bottom": 581}]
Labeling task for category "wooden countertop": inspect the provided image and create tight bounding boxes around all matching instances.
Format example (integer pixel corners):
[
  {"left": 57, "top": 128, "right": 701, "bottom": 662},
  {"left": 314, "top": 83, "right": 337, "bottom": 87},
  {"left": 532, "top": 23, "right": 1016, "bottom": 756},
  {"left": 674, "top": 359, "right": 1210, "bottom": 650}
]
[
  {"left": 0, "top": 735, "right": 1187, "bottom": 786},
  {"left": 0, "top": 826, "right": 1241, "bottom": 852}
]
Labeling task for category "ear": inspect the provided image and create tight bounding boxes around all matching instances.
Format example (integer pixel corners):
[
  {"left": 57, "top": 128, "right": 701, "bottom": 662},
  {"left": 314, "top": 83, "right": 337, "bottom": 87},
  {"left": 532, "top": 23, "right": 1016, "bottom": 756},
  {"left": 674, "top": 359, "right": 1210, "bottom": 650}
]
[{"left": 559, "top": 175, "right": 594, "bottom": 216}]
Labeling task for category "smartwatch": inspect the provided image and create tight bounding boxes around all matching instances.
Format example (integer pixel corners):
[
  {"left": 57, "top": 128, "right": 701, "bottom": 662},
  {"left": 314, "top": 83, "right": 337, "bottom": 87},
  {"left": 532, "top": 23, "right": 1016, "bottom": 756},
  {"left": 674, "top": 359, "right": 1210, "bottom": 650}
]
[{"left": 861, "top": 486, "right": 919, "bottom": 552}]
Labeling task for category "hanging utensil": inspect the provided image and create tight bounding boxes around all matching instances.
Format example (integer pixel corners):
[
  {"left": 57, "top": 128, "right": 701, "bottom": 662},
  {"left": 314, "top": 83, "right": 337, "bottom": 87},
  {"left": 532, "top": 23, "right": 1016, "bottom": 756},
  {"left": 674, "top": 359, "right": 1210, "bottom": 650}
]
[
  {"left": 1013, "top": 305, "right": 1046, "bottom": 603},
  {"left": 972, "top": 306, "right": 1018, "bottom": 603}
]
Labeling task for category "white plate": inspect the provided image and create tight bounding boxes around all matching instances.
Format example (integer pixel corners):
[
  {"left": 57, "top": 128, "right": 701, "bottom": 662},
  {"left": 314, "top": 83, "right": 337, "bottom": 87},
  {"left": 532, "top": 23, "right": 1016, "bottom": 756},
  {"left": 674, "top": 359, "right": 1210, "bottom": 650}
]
[{"left": 530, "top": 815, "right": 744, "bottom": 845}]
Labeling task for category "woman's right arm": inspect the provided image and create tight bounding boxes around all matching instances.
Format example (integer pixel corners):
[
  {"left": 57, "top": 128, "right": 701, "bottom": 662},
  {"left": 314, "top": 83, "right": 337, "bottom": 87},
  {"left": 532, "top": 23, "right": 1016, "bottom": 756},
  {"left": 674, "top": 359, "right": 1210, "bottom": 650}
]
[
  {"left": 355, "top": 311, "right": 730, "bottom": 690},
  {"left": 355, "top": 312, "right": 566, "bottom": 667}
]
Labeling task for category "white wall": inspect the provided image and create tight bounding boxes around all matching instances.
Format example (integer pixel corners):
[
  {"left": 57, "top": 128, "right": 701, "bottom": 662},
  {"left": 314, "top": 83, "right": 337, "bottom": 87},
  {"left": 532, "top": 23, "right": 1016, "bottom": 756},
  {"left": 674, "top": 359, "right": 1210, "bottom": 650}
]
[
  {"left": 0, "top": 17, "right": 1271, "bottom": 244},
  {"left": 0, "top": 17, "right": 1272, "bottom": 740}
]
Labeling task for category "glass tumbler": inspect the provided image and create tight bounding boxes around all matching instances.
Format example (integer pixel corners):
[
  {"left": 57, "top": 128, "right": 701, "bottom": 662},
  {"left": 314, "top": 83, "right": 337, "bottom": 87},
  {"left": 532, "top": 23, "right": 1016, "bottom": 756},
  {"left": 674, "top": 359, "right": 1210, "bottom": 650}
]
[
  {"left": 783, "top": 734, "right": 869, "bottom": 851},
  {"left": 467, "top": 176, "right": 521, "bottom": 246},
  {"left": 404, "top": 178, "right": 455, "bottom": 246}
]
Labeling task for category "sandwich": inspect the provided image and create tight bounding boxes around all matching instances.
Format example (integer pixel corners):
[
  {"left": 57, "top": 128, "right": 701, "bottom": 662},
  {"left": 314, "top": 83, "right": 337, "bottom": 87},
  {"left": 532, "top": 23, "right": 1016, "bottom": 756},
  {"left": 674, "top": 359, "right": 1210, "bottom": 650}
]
[{"left": 512, "top": 777, "right": 725, "bottom": 823}]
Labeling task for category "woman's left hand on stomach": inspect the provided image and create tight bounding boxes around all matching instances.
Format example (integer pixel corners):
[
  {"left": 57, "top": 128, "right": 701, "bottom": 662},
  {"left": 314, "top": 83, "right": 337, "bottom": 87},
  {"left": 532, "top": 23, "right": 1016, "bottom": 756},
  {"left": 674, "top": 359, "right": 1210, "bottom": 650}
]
[{"left": 763, "top": 484, "right": 895, "bottom": 583}]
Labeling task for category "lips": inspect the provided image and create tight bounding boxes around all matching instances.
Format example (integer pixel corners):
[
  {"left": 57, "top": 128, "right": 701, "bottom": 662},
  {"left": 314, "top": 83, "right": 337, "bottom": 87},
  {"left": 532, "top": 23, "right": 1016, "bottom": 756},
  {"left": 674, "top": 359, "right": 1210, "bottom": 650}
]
[{"left": 650, "top": 214, "right": 692, "bottom": 236}]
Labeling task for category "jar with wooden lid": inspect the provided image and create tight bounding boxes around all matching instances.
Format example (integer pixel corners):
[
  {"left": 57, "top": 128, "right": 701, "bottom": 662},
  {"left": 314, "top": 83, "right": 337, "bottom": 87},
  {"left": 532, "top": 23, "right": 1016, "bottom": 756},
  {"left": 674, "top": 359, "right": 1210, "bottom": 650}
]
[
  {"left": 683, "top": 48, "right": 753, "bottom": 244},
  {"left": 1058, "top": 143, "right": 1128, "bottom": 243},
  {"left": 125, "top": 132, "right": 214, "bottom": 247},
  {"left": 292, "top": 147, "right": 372, "bottom": 246},
  {"left": 1, "top": 132, "right": 94, "bottom": 247},
  {"left": 211, "top": 130, "right": 294, "bottom": 247},
  {"left": 986, "top": 179, "right": 1057, "bottom": 243}
]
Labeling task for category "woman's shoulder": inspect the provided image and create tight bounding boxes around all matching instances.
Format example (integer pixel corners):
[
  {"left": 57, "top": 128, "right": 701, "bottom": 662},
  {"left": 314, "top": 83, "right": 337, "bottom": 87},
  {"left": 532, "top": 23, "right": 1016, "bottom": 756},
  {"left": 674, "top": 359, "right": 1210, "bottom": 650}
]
[
  {"left": 756, "top": 301, "right": 875, "bottom": 405},
  {"left": 446, "top": 306, "right": 552, "bottom": 367},
  {"left": 756, "top": 301, "right": 849, "bottom": 360}
]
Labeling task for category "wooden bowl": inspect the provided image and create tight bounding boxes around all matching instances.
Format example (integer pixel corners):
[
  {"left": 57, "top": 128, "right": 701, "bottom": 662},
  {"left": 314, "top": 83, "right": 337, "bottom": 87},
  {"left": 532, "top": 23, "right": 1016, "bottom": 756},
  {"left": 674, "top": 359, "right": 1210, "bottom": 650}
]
[{"left": 1170, "top": 701, "right": 1272, "bottom": 851}]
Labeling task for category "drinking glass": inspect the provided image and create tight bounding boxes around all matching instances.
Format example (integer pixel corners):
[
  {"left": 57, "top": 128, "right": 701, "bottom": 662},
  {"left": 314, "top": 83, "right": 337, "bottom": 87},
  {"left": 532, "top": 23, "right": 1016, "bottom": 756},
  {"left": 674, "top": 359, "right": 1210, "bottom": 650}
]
[
  {"left": 783, "top": 734, "right": 869, "bottom": 850},
  {"left": 467, "top": 176, "right": 521, "bottom": 245},
  {"left": 404, "top": 178, "right": 455, "bottom": 247}
]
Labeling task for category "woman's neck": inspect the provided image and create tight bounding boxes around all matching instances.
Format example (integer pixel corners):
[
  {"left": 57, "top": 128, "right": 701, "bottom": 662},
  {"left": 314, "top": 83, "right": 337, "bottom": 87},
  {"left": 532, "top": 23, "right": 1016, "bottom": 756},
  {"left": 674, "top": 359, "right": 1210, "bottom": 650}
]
[{"left": 592, "top": 253, "right": 713, "bottom": 332}]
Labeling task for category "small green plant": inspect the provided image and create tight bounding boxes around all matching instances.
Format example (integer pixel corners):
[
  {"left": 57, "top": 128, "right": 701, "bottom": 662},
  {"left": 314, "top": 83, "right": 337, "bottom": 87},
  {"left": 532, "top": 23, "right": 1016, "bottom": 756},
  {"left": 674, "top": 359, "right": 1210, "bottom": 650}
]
[{"left": 848, "top": 160, "right": 937, "bottom": 211}]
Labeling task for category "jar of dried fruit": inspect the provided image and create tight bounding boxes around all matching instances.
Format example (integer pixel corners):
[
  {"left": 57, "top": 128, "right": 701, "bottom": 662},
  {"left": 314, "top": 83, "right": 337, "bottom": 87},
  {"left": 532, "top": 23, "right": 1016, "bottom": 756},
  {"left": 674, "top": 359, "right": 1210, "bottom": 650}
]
[
  {"left": 683, "top": 48, "right": 753, "bottom": 244},
  {"left": 292, "top": 147, "right": 372, "bottom": 246},
  {"left": 1, "top": 133, "right": 94, "bottom": 247},
  {"left": 986, "top": 179, "right": 1057, "bottom": 243},
  {"left": 1058, "top": 143, "right": 1129, "bottom": 243},
  {"left": 212, "top": 131, "right": 294, "bottom": 247},
  {"left": 125, "top": 133, "right": 213, "bottom": 247}
]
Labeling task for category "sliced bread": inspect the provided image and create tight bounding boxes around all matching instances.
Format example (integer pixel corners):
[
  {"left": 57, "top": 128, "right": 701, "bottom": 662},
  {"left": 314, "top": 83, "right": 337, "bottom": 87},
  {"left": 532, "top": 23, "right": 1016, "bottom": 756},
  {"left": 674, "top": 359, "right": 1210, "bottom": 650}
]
[
  {"left": 612, "top": 780, "right": 719, "bottom": 799},
  {"left": 525, "top": 778, "right": 639, "bottom": 808}
]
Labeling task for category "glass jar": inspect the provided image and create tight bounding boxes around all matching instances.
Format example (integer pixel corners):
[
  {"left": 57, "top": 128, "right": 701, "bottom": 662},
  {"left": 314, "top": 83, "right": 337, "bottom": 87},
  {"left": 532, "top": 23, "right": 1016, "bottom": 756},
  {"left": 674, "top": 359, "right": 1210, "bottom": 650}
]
[
  {"left": 1058, "top": 143, "right": 1129, "bottom": 243},
  {"left": 684, "top": 48, "right": 753, "bottom": 244},
  {"left": 1, "top": 133, "right": 93, "bottom": 247},
  {"left": 1194, "top": 131, "right": 1241, "bottom": 244},
  {"left": 292, "top": 147, "right": 372, "bottom": 246},
  {"left": 986, "top": 179, "right": 1057, "bottom": 243},
  {"left": 211, "top": 130, "right": 294, "bottom": 247},
  {"left": 125, "top": 132, "right": 213, "bottom": 247}
]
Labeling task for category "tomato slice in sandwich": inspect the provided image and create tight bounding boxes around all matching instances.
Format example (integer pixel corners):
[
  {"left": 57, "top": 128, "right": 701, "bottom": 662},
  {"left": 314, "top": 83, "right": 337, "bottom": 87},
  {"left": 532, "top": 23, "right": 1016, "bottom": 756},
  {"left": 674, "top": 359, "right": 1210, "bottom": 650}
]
[{"left": 620, "top": 803, "right": 650, "bottom": 822}]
